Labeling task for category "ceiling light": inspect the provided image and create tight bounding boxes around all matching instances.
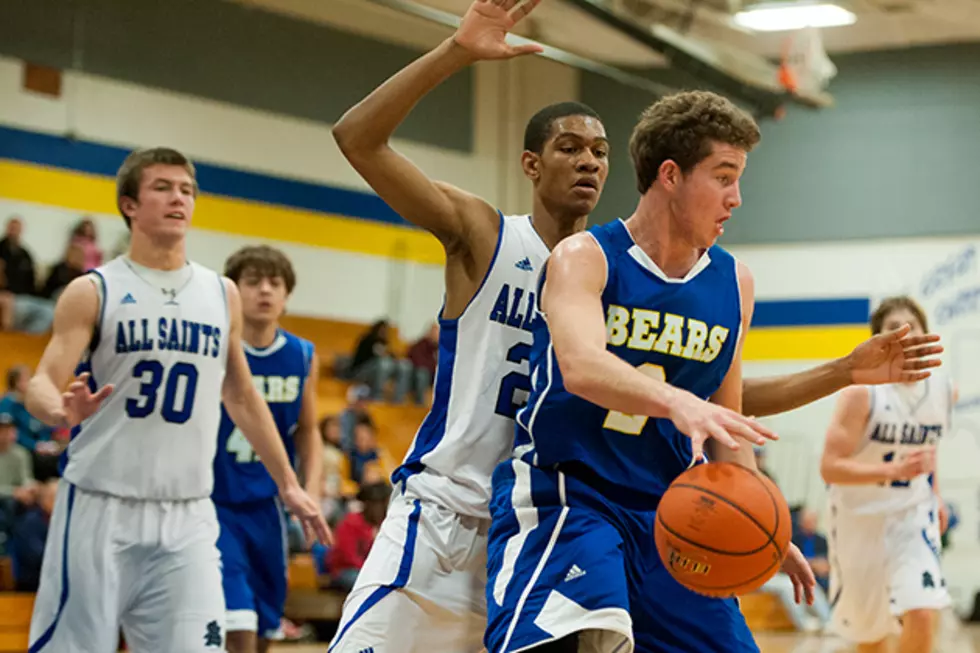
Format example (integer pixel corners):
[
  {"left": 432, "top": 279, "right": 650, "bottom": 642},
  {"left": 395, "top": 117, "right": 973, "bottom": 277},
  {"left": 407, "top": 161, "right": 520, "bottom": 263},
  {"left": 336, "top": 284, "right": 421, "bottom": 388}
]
[{"left": 733, "top": 2, "right": 856, "bottom": 31}]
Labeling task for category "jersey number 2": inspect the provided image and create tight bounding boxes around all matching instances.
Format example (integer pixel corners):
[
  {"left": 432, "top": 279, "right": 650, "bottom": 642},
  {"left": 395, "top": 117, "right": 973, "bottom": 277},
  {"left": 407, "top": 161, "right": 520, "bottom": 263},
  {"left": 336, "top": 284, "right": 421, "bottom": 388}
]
[
  {"left": 495, "top": 342, "right": 532, "bottom": 419},
  {"left": 603, "top": 363, "right": 666, "bottom": 435},
  {"left": 125, "top": 360, "right": 199, "bottom": 424}
]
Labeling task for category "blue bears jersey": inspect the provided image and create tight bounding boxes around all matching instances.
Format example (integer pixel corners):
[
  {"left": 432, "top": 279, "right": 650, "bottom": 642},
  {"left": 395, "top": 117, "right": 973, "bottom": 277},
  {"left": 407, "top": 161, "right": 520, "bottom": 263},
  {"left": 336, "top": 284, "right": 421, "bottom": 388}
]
[
  {"left": 212, "top": 329, "right": 314, "bottom": 505},
  {"left": 515, "top": 218, "right": 743, "bottom": 506}
]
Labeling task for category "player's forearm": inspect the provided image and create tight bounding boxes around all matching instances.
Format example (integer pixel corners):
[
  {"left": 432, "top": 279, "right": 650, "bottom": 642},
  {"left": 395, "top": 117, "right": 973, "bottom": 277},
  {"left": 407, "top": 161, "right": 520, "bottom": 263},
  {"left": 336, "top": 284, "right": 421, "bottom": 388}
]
[
  {"left": 743, "top": 359, "right": 850, "bottom": 417},
  {"left": 820, "top": 458, "right": 895, "bottom": 485},
  {"left": 298, "top": 428, "right": 322, "bottom": 499},
  {"left": 561, "top": 349, "right": 678, "bottom": 419},
  {"left": 333, "top": 38, "right": 474, "bottom": 154},
  {"left": 25, "top": 374, "right": 67, "bottom": 426},
  {"left": 707, "top": 439, "right": 757, "bottom": 468},
  {"left": 226, "top": 389, "right": 300, "bottom": 490}
]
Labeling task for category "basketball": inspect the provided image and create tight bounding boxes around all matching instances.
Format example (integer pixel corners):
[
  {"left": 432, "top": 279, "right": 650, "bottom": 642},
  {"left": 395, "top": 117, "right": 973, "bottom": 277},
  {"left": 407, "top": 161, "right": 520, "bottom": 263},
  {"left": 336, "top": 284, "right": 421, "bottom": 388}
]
[{"left": 655, "top": 461, "right": 792, "bottom": 598}]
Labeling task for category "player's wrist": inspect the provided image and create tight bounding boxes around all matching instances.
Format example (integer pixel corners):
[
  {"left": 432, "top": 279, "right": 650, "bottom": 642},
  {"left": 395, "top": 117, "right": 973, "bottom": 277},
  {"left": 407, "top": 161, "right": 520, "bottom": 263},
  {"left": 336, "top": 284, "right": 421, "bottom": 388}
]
[
  {"left": 831, "top": 354, "right": 856, "bottom": 386},
  {"left": 443, "top": 36, "right": 480, "bottom": 67}
]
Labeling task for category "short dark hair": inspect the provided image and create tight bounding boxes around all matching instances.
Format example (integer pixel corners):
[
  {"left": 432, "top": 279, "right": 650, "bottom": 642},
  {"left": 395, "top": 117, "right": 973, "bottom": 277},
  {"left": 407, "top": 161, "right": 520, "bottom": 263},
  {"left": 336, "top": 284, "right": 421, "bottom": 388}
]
[
  {"left": 223, "top": 245, "right": 297, "bottom": 294},
  {"left": 357, "top": 481, "right": 392, "bottom": 504},
  {"left": 870, "top": 296, "right": 929, "bottom": 335},
  {"left": 629, "top": 91, "right": 761, "bottom": 194},
  {"left": 116, "top": 147, "right": 197, "bottom": 228},
  {"left": 523, "top": 102, "right": 602, "bottom": 154}
]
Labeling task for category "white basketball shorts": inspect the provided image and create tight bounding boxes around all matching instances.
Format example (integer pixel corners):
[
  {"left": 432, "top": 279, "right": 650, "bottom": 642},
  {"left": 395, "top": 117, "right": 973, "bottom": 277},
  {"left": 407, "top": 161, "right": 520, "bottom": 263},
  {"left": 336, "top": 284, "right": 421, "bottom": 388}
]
[
  {"left": 28, "top": 480, "right": 226, "bottom": 652},
  {"left": 829, "top": 498, "right": 950, "bottom": 644},
  {"left": 327, "top": 491, "right": 489, "bottom": 653}
]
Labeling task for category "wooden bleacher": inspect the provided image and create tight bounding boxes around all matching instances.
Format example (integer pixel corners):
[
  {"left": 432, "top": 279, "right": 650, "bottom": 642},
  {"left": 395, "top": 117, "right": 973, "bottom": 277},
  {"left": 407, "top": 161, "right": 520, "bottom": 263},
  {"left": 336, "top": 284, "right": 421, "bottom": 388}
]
[{"left": 0, "top": 594, "right": 33, "bottom": 653}]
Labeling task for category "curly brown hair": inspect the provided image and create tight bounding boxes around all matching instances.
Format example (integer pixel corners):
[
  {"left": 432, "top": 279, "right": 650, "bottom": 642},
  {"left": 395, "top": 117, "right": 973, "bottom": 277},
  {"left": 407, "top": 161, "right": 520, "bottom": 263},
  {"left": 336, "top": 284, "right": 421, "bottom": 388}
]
[
  {"left": 870, "top": 296, "right": 929, "bottom": 335},
  {"left": 629, "top": 90, "right": 761, "bottom": 194},
  {"left": 224, "top": 245, "right": 297, "bottom": 294},
  {"left": 116, "top": 147, "right": 197, "bottom": 228}
]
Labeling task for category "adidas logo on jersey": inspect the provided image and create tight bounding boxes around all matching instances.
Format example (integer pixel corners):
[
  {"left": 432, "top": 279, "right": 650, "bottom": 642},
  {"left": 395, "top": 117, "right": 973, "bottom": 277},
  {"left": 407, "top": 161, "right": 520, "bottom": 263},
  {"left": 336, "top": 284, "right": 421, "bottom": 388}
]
[
  {"left": 564, "top": 564, "right": 586, "bottom": 582},
  {"left": 121, "top": 293, "right": 137, "bottom": 305},
  {"left": 515, "top": 257, "right": 533, "bottom": 271}
]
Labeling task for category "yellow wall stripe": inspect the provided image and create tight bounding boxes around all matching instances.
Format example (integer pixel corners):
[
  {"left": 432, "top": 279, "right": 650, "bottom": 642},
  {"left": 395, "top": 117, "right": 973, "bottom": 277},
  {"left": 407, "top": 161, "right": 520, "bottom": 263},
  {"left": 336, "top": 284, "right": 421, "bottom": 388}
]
[
  {"left": 0, "top": 160, "right": 447, "bottom": 265},
  {"left": 743, "top": 325, "right": 870, "bottom": 361}
]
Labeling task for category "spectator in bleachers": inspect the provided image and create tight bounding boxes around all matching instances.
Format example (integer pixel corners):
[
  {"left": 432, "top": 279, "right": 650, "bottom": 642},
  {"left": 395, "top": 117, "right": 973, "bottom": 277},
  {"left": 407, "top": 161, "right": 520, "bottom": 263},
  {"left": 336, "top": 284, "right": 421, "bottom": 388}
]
[
  {"left": 395, "top": 322, "right": 438, "bottom": 405},
  {"left": 350, "top": 319, "right": 411, "bottom": 401},
  {"left": 39, "top": 241, "right": 86, "bottom": 300},
  {"left": 326, "top": 481, "right": 391, "bottom": 591},
  {"left": 10, "top": 478, "right": 57, "bottom": 592},
  {"left": 0, "top": 216, "right": 54, "bottom": 333},
  {"left": 69, "top": 217, "right": 103, "bottom": 271},
  {"left": 0, "top": 411, "right": 36, "bottom": 556},
  {"left": 761, "top": 505, "right": 832, "bottom": 632},
  {"left": 348, "top": 420, "right": 393, "bottom": 486},
  {"left": 319, "top": 415, "right": 350, "bottom": 523},
  {"left": 339, "top": 384, "right": 373, "bottom": 453},
  {"left": 793, "top": 507, "right": 830, "bottom": 594},
  {"left": 0, "top": 365, "right": 61, "bottom": 481}
]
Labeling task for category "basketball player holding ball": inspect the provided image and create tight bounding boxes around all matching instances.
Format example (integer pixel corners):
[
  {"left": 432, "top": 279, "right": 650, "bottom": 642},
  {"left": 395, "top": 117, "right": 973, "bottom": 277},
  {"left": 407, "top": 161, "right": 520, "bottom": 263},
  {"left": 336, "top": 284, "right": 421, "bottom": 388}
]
[
  {"left": 484, "top": 91, "right": 811, "bottom": 653},
  {"left": 821, "top": 296, "right": 953, "bottom": 653}
]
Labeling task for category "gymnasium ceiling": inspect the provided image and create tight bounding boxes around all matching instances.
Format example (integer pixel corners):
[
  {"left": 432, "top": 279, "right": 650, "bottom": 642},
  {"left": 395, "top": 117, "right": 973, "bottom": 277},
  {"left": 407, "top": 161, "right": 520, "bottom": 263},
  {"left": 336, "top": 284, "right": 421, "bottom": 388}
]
[{"left": 227, "top": 0, "right": 980, "bottom": 111}]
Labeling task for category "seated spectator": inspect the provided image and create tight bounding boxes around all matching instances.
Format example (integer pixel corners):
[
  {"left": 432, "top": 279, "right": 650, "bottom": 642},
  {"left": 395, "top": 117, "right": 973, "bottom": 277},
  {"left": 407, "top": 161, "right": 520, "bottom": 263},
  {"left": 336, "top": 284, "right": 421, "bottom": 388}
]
[
  {"left": 39, "top": 242, "right": 86, "bottom": 300},
  {"left": 69, "top": 217, "right": 103, "bottom": 271},
  {"left": 10, "top": 478, "right": 57, "bottom": 592},
  {"left": 348, "top": 420, "right": 393, "bottom": 487},
  {"left": 320, "top": 415, "right": 353, "bottom": 524},
  {"left": 326, "top": 482, "right": 391, "bottom": 590},
  {"left": 0, "top": 216, "right": 54, "bottom": 334},
  {"left": 0, "top": 411, "right": 36, "bottom": 555},
  {"left": 339, "top": 384, "right": 373, "bottom": 453},
  {"left": 350, "top": 319, "right": 411, "bottom": 401},
  {"left": 396, "top": 322, "right": 438, "bottom": 405},
  {"left": 0, "top": 365, "right": 61, "bottom": 481},
  {"left": 762, "top": 506, "right": 831, "bottom": 632}
]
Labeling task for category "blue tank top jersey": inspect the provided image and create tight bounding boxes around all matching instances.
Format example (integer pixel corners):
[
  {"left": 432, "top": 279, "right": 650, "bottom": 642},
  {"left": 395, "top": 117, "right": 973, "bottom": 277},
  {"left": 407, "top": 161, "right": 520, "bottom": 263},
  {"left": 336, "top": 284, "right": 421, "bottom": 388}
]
[
  {"left": 212, "top": 329, "right": 314, "bottom": 505},
  {"left": 514, "top": 218, "right": 743, "bottom": 506}
]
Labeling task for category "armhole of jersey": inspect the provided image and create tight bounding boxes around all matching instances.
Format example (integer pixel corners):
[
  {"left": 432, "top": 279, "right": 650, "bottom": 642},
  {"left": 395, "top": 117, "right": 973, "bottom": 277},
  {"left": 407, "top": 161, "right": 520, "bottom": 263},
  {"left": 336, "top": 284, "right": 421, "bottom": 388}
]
[
  {"left": 732, "top": 254, "right": 746, "bottom": 352},
  {"left": 216, "top": 272, "right": 229, "bottom": 323},
  {"left": 87, "top": 270, "right": 107, "bottom": 357},
  {"left": 303, "top": 339, "right": 315, "bottom": 377},
  {"left": 442, "top": 209, "right": 505, "bottom": 324},
  {"left": 584, "top": 231, "right": 609, "bottom": 294}
]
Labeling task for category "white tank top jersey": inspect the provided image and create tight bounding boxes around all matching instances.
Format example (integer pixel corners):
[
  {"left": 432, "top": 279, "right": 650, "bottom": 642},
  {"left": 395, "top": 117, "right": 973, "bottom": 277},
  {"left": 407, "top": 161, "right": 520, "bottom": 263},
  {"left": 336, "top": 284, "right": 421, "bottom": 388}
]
[
  {"left": 62, "top": 257, "right": 230, "bottom": 501},
  {"left": 391, "top": 214, "right": 550, "bottom": 519},
  {"left": 828, "top": 369, "right": 954, "bottom": 516}
]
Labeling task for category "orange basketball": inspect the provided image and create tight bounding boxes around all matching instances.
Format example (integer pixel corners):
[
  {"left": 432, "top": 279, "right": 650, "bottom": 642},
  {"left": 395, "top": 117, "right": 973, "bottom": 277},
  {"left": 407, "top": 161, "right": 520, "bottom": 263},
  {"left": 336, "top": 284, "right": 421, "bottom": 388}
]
[{"left": 654, "top": 461, "right": 791, "bottom": 598}]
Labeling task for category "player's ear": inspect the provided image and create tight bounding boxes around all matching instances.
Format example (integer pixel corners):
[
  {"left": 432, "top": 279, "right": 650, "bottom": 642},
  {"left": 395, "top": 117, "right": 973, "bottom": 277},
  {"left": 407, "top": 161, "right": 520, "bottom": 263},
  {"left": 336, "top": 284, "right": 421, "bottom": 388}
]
[
  {"left": 658, "top": 160, "right": 680, "bottom": 191},
  {"left": 119, "top": 196, "right": 138, "bottom": 220},
  {"left": 521, "top": 151, "right": 541, "bottom": 182}
]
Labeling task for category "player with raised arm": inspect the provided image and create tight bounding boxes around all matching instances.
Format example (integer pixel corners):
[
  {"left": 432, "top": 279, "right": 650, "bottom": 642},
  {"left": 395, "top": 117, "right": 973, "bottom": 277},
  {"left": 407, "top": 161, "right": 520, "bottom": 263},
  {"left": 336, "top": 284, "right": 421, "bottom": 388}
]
[
  {"left": 328, "top": 3, "right": 943, "bottom": 652},
  {"left": 821, "top": 296, "right": 953, "bottom": 653},
  {"left": 24, "top": 148, "right": 329, "bottom": 653},
  {"left": 213, "top": 245, "right": 322, "bottom": 653}
]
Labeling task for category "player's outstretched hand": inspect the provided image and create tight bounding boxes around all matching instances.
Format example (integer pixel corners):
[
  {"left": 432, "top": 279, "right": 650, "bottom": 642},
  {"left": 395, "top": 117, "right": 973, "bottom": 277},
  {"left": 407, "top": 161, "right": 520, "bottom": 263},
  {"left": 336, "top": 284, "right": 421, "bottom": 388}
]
[
  {"left": 848, "top": 323, "right": 944, "bottom": 386},
  {"left": 280, "top": 484, "right": 333, "bottom": 547},
  {"left": 667, "top": 390, "right": 778, "bottom": 461},
  {"left": 888, "top": 448, "right": 936, "bottom": 482},
  {"left": 453, "top": 0, "right": 545, "bottom": 61},
  {"left": 58, "top": 372, "right": 113, "bottom": 428},
  {"left": 781, "top": 544, "right": 817, "bottom": 606}
]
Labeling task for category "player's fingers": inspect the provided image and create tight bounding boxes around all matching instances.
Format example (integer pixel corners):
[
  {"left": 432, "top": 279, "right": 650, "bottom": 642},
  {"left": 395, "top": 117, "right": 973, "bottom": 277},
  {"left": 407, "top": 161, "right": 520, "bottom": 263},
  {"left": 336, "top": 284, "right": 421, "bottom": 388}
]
[
  {"left": 511, "top": 0, "right": 542, "bottom": 20},
  {"left": 899, "top": 333, "right": 940, "bottom": 347},
  {"left": 731, "top": 412, "right": 778, "bottom": 441},
  {"left": 688, "top": 431, "right": 705, "bottom": 462},
  {"left": 903, "top": 356, "right": 942, "bottom": 370},
  {"left": 903, "top": 343, "right": 944, "bottom": 358},
  {"left": 93, "top": 384, "right": 114, "bottom": 401},
  {"left": 312, "top": 515, "right": 333, "bottom": 546},
  {"left": 705, "top": 421, "right": 739, "bottom": 451},
  {"left": 900, "top": 371, "right": 932, "bottom": 382},
  {"left": 495, "top": 0, "right": 518, "bottom": 11},
  {"left": 888, "top": 323, "right": 912, "bottom": 340},
  {"left": 792, "top": 575, "right": 803, "bottom": 605},
  {"left": 507, "top": 43, "right": 546, "bottom": 56}
]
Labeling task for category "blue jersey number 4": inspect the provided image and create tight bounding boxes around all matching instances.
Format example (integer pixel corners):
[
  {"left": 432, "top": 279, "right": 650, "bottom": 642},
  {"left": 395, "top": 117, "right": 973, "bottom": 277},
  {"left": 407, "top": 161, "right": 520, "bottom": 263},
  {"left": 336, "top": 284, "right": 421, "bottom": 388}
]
[{"left": 125, "top": 360, "right": 199, "bottom": 424}]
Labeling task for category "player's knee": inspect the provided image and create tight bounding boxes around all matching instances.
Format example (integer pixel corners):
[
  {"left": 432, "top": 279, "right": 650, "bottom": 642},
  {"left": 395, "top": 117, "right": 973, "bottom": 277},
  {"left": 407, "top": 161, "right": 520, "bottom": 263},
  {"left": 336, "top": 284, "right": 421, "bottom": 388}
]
[
  {"left": 225, "top": 629, "right": 258, "bottom": 653},
  {"left": 528, "top": 632, "right": 580, "bottom": 653},
  {"left": 901, "top": 608, "right": 937, "bottom": 634}
]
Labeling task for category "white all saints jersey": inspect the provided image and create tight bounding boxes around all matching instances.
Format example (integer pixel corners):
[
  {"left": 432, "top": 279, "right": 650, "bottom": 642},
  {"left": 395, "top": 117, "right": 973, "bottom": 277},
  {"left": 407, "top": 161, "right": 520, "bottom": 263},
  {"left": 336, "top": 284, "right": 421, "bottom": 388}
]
[
  {"left": 391, "top": 214, "right": 550, "bottom": 518},
  {"left": 828, "top": 370, "right": 954, "bottom": 515},
  {"left": 63, "top": 257, "right": 230, "bottom": 501}
]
